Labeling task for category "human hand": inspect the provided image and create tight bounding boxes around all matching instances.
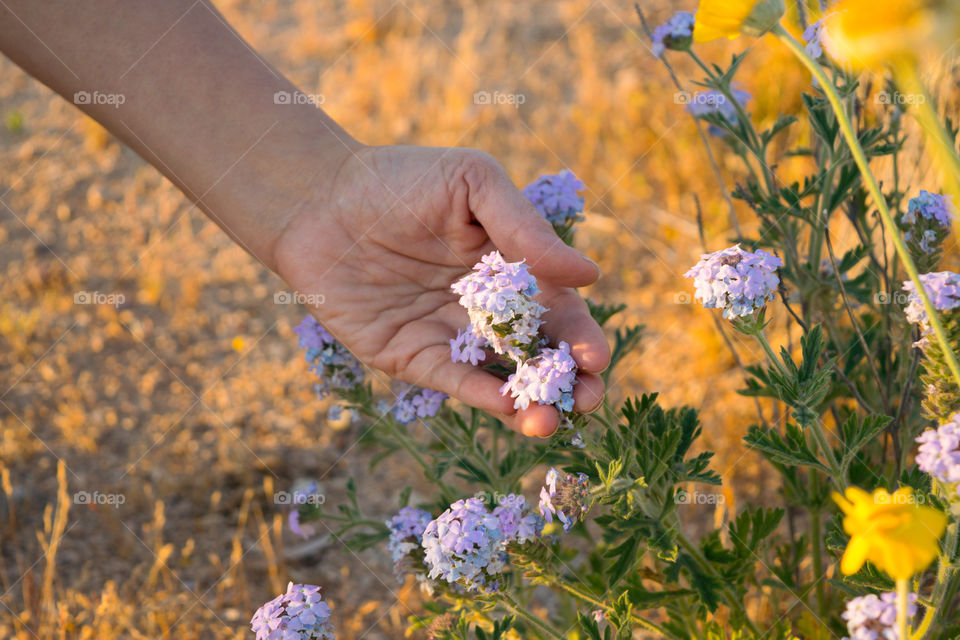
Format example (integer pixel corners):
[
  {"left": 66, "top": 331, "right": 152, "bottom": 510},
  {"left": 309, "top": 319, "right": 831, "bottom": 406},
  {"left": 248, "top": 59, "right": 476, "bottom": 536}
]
[{"left": 272, "top": 145, "right": 610, "bottom": 436}]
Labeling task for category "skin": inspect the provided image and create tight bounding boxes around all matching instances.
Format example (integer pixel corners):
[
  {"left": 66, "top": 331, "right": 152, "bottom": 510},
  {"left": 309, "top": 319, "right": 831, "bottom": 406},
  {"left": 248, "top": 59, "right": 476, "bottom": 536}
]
[{"left": 0, "top": 0, "right": 610, "bottom": 437}]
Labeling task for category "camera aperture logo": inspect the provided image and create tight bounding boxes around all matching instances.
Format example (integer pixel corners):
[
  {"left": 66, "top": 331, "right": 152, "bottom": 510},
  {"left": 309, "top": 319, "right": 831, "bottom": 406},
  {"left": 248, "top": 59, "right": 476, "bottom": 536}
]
[{"left": 73, "top": 91, "right": 126, "bottom": 109}]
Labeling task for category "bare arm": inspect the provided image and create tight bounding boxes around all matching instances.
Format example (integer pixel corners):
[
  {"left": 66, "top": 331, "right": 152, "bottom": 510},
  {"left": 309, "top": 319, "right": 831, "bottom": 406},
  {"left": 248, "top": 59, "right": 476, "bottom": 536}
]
[{"left": 0, "top": 0, "right": 610, "bottom": 436}]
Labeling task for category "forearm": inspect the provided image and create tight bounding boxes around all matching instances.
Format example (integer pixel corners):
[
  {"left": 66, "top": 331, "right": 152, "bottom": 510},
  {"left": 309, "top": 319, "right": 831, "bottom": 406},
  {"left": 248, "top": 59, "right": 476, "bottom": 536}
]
[{"left": 0, "top": 0, "right": 361, "bottom": 270}]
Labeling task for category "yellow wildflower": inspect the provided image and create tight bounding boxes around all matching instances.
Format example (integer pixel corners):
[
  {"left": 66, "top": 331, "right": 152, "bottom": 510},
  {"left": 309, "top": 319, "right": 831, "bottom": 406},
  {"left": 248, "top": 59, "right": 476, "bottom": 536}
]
[
  {"left": 833, "top": 486, "right": 947, "bottom": 580},
  {"left": 694, "top": 0, "right": 786, "bottom": 42},
  {"left": 822, "top": 0, "right": 960, "bottom": 69}
]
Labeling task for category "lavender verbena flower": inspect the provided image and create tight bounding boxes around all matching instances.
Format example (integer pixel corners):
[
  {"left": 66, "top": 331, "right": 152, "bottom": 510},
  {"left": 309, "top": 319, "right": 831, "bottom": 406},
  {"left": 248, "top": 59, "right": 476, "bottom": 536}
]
[
  {"left": 651, "top": 11, "right": 694, "bottom": 57},
  {"left": 288, "top": 482, "right": 321, "bottom": 539},
  {"left": 685, "top": 89, "right": 751, "bottom": 137},
  {"left": 903, "top": 271, "right": 960, "bottom": 334},
  {"left": 916, "top": 413, "right": 960, "bottom": 494},
  {"left": 251, "top": 582, "right": 335, "bottom": 640},
  {"left": 841, "top": 591, "right": 917, "bottom": 640},
  {"left": 450, "top": 326, "right": 488, "bottom": 365},
  {"left": 392, "top": 385, "right": 448, "bottom": 424},
  {"left": 492, "top": 494, "right": 542, "bottom": 543},
  {"left": 288, "top": 510, "right": 316, "bottom": 539},
  {"left": 904, "top": 191, "right": 954, "bottom": 228},
  {"left": 451, "top": 251, "right": 546, "bottom": 361},
  {"left": 294, "top": 316, "right": 365, "bottom": 397},
  {"left": 902, "top": 191, "right": 954, "bottom": 256},
  {"left": 421, "top": 497, "right": 510, "bottom": 591},
  {"left": 684, "top": 245, "right": 783, "bottom": 319},
  {"left": 803, "top": 19, "right": 825, "bottom": 58},
  {"left": 386, "top": 506, "right": 432, "bottom": 579},
  {"left": 539, "top": 468, "right": 590, "bottom": 532},
  {"left": 500, "top": 342, "right": 577, "bottom": 411},
  {"left": 521, "top": 170, "right": 586, "bottom": 227}
]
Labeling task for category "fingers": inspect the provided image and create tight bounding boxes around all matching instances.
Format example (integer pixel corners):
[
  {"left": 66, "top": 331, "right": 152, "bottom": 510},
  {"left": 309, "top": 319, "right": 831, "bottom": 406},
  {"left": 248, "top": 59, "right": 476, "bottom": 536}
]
[
  {"left": 573, "top": 373, "right": 604, "bottom": 413},
  {"left": 539, "top": 286, "right": 612, "bottom": 373},
  {"left": 497, "top": 373, "right": 602, "bottom": 437},
  {"left": 461, "top": 151, "right": 600, "bottom": 288},
  {"left": 405, "top": 346, "right": 518, "bottom": 416}
]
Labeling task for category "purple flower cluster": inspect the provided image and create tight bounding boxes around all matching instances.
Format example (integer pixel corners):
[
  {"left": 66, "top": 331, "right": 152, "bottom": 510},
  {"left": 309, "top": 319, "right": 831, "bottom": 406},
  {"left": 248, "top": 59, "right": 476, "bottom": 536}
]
[
  {"left": 421, "top": 495, "right": 538, "bottom": 591},
  {"left": 539, "top": 468, "right": 590, "bottom": 532},
  {"left": 392, "top": 385, "right": 447, "bottom": 424},
  {"left": 386, "top": 506, "right": 433, "bottom": 579},
  {"left": 902, "top": 191, "right": 954, "bottom": 255},
  {"left": 684, "top": 245, "right": 783, "bottom": 319},
  {"left": 651, "top": 11, "right": 694, "bottom": 58},
  {"left": 294, "top": 316, "right": 365, "bottom": 397},
  {"left": 521, "top": 170, "right": 586, "bottom": 227},
  {"left": 288, "top": 482, "right": 320, "bottom": 540},
  {"left": 841, "top": 591, "right": 917, "bottom": 640},
  {"left": 450, "top": 251, "right": 545, "bottom": 361},
  {"left": 905, "top": 191, "right": 954, "bottom": 228},
  {"left": 492, "top": 494, "right": 542, "bottom": 543},
  {"left": 685, "top": 89, "right": 751, "bottom": 136},
  {"left": 916, "top": 413, "right": 960, "bottom": 495},
  {"left": 251, "top": 582, "right": 335, "bottom": 640},
  {"left": 902, "top": 271, "right": 960, "bottom": 333},
  {"left": 500, "top": 342, "right": 577, "bottom": 412},
  {"left": 803, "top": 19, "right": 825, "bottom": 58}
]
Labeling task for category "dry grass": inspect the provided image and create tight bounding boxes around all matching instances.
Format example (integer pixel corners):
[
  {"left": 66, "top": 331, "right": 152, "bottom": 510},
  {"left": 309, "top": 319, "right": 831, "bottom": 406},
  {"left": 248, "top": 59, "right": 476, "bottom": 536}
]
[{"left": 3, "top": 0, "right": 946, "bottom": 638}]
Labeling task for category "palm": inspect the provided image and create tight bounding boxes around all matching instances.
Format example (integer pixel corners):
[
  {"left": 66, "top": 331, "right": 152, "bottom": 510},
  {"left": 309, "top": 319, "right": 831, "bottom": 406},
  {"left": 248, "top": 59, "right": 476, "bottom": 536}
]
[{"left": 275, "top": 145, "right": 608, "bottom": 436}]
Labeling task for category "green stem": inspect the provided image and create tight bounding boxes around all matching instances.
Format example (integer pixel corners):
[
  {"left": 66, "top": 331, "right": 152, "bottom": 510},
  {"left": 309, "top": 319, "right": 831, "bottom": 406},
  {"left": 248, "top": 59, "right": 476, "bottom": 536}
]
[
  {"left": 675, "top": 531, "right": 761, "bottom": 637},
  {"left": 897, "top": 578, "right": 911, "bottom": 640},
  {"left": 809, "top": 491, "right": 826, "bottom": 621},
  {"left": 753, "top": 330, "right": 787, "bottom": 379},
  {"left": 551, "top": 579, "right": 666, "bottom": 636},
  {"left": 499, "top": 592, "right": 566, "bottom": 639},
  {"left": 775, "top": 25, "right": 960, "bottom": 392}
]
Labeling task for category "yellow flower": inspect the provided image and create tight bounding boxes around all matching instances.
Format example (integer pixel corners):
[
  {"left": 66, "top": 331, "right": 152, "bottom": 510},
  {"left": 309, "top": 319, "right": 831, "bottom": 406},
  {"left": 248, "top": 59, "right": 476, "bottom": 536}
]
[
  {"left": 694, "top": 0, "right": 786, "bottom": 42},
  {"left": 822, "top": 0, "right": 960, "bottom": 69},
  {"left": 833, "top": 486, "right": 947, "bottom": 580}
]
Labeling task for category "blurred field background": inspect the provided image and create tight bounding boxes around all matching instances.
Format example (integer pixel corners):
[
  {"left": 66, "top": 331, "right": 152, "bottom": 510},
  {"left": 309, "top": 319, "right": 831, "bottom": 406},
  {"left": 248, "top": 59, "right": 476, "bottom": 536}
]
[{"left": 0, "top": 0, "right": 952, "bottom": 638}]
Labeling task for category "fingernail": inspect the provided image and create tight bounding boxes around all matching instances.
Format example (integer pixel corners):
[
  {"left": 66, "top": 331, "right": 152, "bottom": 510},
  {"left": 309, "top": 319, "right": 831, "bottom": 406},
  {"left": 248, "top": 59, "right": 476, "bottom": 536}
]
[{"left": 583, "top": 255, "right": 602, "bottom": 278}]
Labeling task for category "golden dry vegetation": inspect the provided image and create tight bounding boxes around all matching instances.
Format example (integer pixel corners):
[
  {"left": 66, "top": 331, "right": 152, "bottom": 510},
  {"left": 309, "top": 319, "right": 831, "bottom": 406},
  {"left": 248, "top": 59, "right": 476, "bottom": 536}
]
[{"left": 1, "top": 1, "right": 951, "bottom": 638}]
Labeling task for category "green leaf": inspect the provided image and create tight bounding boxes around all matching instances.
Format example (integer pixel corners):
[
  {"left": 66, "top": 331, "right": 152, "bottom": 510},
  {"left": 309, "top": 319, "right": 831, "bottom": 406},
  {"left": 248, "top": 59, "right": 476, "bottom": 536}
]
[{"left": 744, "top": 423, "right": 829, "bottom": 471}]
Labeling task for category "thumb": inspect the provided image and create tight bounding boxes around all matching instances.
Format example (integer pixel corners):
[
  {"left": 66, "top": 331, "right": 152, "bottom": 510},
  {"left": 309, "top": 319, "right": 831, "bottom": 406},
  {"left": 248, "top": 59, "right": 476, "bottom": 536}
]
[{"left": 462, "top": 151, "right": 600, "bottom": 287}]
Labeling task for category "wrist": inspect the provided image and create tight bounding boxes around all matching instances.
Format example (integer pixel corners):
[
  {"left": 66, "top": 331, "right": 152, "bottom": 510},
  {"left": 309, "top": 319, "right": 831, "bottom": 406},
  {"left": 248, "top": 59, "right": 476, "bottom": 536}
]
[{"left": 197, "top": 109, "right": 365, "bottom": 273}]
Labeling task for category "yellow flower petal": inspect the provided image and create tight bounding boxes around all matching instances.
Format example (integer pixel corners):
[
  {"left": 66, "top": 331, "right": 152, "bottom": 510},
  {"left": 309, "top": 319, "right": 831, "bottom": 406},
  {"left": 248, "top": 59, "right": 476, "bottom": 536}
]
[
  {"left": 840, "top": 536, "right": 870, "bottom": 575},
  {"left": 823, "top": 0, "right": 960, "bottom": 69},
  {"left": 835, "top": 485, "right": 947, "bottom": 580}
]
